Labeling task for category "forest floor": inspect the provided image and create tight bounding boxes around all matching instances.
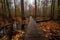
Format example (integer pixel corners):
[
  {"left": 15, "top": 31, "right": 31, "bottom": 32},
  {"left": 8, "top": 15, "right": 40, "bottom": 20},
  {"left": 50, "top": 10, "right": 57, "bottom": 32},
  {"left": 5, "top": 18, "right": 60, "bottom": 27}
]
[
  {"left": 37, "top": 20, "right": 60, "bottom": 37},
  {"left": 0, "top": 17, "right": 60, "bottom": 40}
]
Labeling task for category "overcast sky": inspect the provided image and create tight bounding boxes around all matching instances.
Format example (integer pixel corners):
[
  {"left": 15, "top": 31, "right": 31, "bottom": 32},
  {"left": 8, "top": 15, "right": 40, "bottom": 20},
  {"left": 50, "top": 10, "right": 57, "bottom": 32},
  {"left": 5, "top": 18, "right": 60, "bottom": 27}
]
[{"left": 11, "top": 0, "right": 51, "bottom": 8}]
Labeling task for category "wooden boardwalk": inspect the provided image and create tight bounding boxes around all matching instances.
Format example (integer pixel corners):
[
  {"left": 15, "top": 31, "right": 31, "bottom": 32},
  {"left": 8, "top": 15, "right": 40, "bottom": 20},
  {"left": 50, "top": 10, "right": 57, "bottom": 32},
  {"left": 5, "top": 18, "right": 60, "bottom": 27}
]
[{"left": 25, "top": 16, "right": 48, "bottom": 40}]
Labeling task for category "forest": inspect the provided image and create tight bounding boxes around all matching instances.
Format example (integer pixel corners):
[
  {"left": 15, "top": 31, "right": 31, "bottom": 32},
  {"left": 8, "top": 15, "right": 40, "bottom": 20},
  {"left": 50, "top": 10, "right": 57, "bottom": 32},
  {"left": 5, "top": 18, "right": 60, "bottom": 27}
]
[{"left": 0, "top": 0, "right": 60, "bottom": 40}]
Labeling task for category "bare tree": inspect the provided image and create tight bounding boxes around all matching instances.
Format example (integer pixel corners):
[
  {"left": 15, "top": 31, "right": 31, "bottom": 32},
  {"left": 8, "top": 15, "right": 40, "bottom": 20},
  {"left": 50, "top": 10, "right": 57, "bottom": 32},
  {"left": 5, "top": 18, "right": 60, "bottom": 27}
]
[
  {"left": 51, "top": 0, "right": 55, "bottom": 19},
  {"left": 42, "top": 0, "right": 45, "bottom": 17},
  {"left": 37, "top": 0, "right": 40, "bottom": 17},
  {"left": 58, "top": 0, "right": 60, "bottom": 6},
  {"left": 14, "top": 0, "right": 17, "bottom": 17},
  {"left": 58, "top": 0, "right": 60, "bottom": 20},
  {"left": 35, "top": 0, "right": 37, "bottom": 18},
  {"left": 24, "top": 0, "right": 28, "bottom": 17},
  {"left": 21, "top": 0, "right": 25, "bottom": 31},
  {"left": 6, "top": 0, "right": 14, "bottom": 40},
  {"left": 21, "top": 0, "right": 25, "bottom": 20},
  {"left": 6, "top": 0, "right": 12, "bottom": 19}
]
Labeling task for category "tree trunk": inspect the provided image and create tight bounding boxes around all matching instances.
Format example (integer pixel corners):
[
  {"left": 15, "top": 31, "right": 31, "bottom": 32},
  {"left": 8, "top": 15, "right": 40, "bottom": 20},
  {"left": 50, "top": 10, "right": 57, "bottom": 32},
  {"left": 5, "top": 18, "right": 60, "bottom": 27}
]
[
  {"left": 14, "top": 0, "right": 17, "bottom": 17},
  {"left": 6, "top": 0, "right": 13, "bottom": 40},
  {"left": 51, "top": 0, "right": 55, "bottom": 19},
  {"left": 35, "top": 0, "right": 37, "bottom": 18},
  {"left": 58, "top": 0, "right": 60, "bottom": 20},
  {"left": 6, "top": 0, "right": 12, "bottom": 19},
  {"left": 21, "top": 0, "right": 25, "bottom": 30}
]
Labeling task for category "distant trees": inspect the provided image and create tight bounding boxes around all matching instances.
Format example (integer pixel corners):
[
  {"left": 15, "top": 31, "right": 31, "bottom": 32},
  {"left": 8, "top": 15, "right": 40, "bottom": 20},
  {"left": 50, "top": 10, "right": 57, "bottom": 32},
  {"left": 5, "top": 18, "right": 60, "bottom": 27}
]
[
  {"left": 6, "top": 0, "right": 12, "bottom": 18},
  {"left": 0, "top": 0, "right": 12, "bottom": 19},
  {"left": 0, "top": 0, "right": 59, "bottom": 20}
]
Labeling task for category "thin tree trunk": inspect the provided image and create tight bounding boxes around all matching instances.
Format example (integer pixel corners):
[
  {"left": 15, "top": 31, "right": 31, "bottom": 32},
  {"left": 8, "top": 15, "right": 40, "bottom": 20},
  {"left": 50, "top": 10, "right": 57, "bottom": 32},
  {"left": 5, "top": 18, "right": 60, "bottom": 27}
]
[
  {"left": 1, "top": 0, "right": 6, "bottom": 20},
  {"left": 6, "top": 0, "right": 13, "bottom": 40},
  {"left": 58, "top": 0, "right": 60, "bottom": 5},
  {"left": 21, "top": 1, "right": 25, "bottom": 40},
  {"left": 51, "top": 0, "right": 55, "bottom": 19},
  {"left": 6, "top": 0, "right": 12, "bottom": 19},
  {"left": 58, "top": 0, "right": 60, "bottom": 20},
  {"left": 14, "top": 0, "right": 17, "bottom": 18},
  {"left": 21, "top": 0, "right": 25, "bottom": 30},
  {"left": 35, "top": 0, "right": 37, "bottom": 18},
  {"left": 42, "top": 1, "right": 45, "bottom": 17},
  {"left": 45, "top": 0, "right": 48, "bottom": 18}
]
